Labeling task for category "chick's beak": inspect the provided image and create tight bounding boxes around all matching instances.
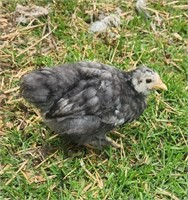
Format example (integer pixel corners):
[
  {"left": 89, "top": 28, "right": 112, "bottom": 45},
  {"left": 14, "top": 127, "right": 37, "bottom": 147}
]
[{"left": 152, "top": 77, "right": 167, "bottom": 91}]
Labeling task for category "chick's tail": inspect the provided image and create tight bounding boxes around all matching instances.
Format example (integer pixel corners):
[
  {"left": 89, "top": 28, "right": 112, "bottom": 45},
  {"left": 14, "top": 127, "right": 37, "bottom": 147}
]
[{"left": 20, "top": 68, "right": 64, "bottom": 111}]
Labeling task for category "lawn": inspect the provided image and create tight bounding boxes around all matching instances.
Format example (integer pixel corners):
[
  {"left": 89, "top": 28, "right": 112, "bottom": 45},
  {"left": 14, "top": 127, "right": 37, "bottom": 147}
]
[{"left": 0, "top": 0, "right": 187, "bottom": 199}]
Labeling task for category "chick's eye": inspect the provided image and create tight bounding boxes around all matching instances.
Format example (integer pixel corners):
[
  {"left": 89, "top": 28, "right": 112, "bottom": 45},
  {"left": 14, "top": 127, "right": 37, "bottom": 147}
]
[{"left": 146, "top": 79, "right": 152, "bottom": 83}]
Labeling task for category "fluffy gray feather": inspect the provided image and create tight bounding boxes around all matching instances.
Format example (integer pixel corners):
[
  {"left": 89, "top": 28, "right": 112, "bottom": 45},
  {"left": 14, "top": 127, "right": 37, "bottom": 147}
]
[{"left": 20, "top": 61, "right": 167, "bottom": 147}]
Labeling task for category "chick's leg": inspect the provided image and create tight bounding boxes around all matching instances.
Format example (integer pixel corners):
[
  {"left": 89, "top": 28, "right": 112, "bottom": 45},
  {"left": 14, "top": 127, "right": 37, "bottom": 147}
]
[
  {"left": 110, "top": 131, "right": 126, "bottom": 138},
  {"left": 105, "top": 136, "right": 122, "bottom": 149},
  {"left": 85, "top": 135, "right": 121, "bottom": 149}
]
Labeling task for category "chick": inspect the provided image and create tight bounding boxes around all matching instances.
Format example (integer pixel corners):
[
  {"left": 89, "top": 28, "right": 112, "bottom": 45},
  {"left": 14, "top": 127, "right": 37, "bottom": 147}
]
[{"left": 20, "top": 61, "right": 167, "bottom": 148}]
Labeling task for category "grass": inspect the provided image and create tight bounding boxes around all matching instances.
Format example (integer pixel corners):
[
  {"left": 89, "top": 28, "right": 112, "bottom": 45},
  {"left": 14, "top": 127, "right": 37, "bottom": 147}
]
[{"left": 0, "top": 0, "right": 187, "bottom": 199}]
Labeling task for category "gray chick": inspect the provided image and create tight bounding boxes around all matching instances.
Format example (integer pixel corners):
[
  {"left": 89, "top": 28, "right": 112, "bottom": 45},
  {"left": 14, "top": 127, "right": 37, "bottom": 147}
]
[{"left": 20, "top": 61, "right": 167, "bottom": 148}]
